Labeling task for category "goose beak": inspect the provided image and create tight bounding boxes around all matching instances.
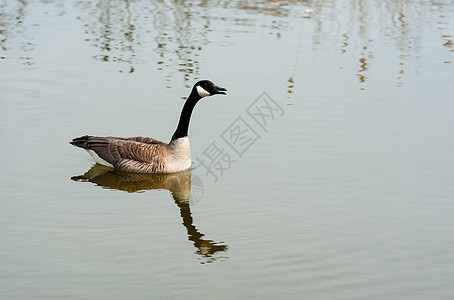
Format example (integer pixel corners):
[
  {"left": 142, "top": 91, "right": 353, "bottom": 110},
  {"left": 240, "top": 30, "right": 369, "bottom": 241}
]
[{"left": 213, "top": 85, "right": 227, "bottom": 95}]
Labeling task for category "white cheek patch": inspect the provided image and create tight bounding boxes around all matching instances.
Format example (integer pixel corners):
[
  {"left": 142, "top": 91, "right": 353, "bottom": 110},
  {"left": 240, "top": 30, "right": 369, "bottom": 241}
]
[{"left": 196, "top": 86, "right": 211, "bottom": 97}]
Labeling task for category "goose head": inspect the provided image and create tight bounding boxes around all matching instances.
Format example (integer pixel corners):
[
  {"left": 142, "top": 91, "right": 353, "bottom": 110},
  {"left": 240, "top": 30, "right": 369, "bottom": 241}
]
[{"left": 194, "top": 80, "right": 227, "bottom": 98}]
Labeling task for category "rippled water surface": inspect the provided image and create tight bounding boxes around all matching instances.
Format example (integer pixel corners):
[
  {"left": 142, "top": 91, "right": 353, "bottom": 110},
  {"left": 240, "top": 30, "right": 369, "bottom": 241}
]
[{"left": 1, "top": 0, "right": 454, "bottom": 299}]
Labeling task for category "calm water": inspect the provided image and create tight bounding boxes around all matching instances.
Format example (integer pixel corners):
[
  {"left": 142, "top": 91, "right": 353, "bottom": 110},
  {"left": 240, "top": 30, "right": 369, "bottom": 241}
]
[{"left": 1, "top": 0, "right": 454, "bottom": 299}]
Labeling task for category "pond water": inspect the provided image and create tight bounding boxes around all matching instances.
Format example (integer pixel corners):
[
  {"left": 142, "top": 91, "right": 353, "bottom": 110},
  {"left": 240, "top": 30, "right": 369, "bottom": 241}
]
[{"left": 1, "top": 0, "right": 454, "bottom": 299}]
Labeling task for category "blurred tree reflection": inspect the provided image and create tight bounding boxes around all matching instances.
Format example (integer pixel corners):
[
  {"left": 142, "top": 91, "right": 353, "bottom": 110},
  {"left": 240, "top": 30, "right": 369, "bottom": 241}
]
[
  {"left": 75, "top": 0, "right": 142, "bottom": 74},
  {"left": 308, "top": 0, "right": 453, "bottom": 87},
  {"left": 75, "top": 0, "right": 211, "bottom": 86},
  {"left": 0, "top": 0, "right": 35, "bottom": 64},
  {"left": 1, "top": 0, "right": 452, "bottom": 87}
]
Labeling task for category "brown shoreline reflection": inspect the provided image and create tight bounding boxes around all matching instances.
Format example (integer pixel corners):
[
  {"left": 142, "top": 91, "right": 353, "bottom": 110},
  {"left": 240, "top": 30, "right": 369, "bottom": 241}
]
[{"left": 71, "top": 164, "right": 228, "bottom": 263}]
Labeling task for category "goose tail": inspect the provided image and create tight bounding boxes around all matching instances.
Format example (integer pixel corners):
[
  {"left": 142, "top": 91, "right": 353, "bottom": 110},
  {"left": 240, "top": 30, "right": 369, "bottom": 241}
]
[{"left": 70, "top": 135, "right": 92, "bottom": 150}]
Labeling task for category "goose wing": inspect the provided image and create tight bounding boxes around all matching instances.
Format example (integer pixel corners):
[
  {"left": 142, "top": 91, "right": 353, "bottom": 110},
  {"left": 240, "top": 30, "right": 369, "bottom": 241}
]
[{"left": 71, "top": 135, "right": 169, "bottom": 172}]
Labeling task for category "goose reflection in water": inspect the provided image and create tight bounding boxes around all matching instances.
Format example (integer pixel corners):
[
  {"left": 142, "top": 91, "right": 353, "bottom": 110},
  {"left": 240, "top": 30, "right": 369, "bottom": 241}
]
[{"left": 71, "top": 165, "right": 228, "bottom": 263}]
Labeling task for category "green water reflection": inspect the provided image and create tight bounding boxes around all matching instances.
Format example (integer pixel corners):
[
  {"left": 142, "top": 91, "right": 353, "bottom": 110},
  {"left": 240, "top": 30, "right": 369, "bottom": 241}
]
[{"left": 1, "top": 0, "right": 453, "bottom": 298}]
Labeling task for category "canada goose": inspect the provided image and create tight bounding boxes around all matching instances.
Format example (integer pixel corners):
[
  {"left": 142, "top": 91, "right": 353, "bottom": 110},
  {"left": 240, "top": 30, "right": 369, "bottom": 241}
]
[{"left": 70, "top": 80, "right": 227, "bottom": 173}]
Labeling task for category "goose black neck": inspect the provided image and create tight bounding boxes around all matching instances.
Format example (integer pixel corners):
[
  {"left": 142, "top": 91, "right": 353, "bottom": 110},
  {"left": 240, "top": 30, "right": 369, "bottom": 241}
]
[{"left": 171, "top": 90, "right": 202, "bottom": 141}]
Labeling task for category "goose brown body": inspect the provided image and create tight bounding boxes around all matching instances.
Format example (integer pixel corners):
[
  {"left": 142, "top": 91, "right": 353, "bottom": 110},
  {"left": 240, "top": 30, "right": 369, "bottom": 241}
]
[
  {"left": 70, "top": 135, "right": 191, "bottom": 173},
  {"left": 70, "top": 80, "right": 226, "bottom": 173}
]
